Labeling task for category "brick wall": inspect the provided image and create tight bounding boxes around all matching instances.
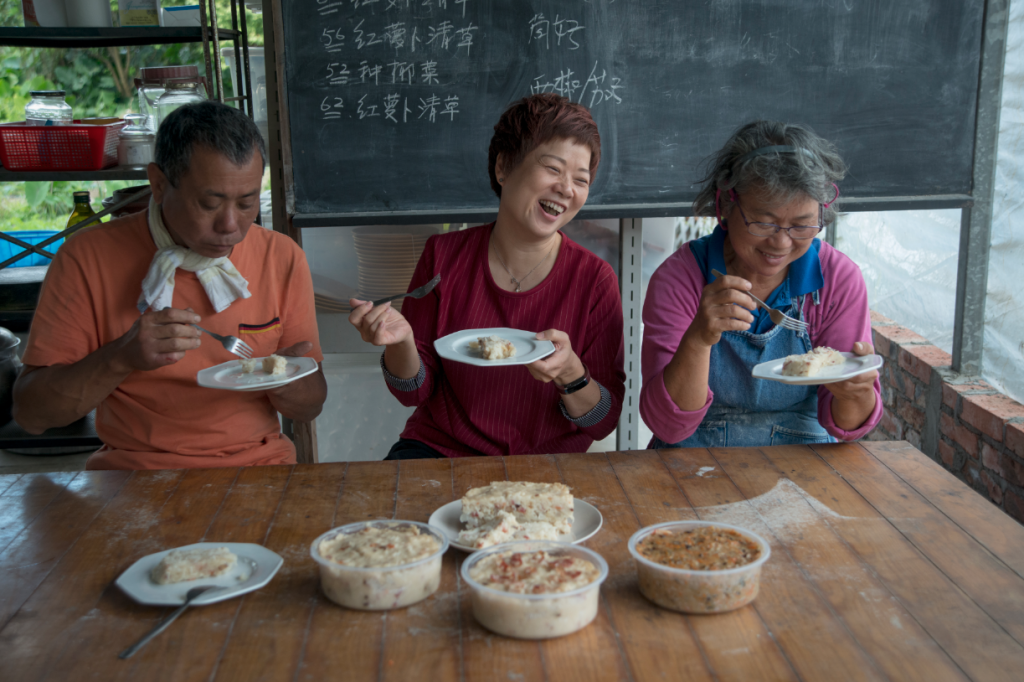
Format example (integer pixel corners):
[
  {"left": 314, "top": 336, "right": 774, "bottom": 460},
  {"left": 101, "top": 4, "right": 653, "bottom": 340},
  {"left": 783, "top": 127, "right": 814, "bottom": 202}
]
[{"left": 867, "top": 311, "right": 1024, "bottom": 524}]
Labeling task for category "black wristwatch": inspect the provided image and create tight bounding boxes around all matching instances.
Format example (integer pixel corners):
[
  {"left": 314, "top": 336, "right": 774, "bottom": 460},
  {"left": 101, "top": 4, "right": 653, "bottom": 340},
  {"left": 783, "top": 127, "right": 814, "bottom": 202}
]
[{"left": 556, "top": 364, "right": 591, "bottom": 395}]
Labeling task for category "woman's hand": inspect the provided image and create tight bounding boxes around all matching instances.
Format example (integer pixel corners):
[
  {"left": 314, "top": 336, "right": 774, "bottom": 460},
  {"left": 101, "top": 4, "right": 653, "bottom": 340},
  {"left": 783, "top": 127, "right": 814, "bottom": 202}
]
[
  {"left": 348, "top": 299, "right": 413, "bottom": 347},
  {"left": 826, "top": 341, "right": 879, "bottom": 431},
  {"left": 526, "top": 329, "right": 585, "bottom": 386},
  {"left": 685, "top": 274, "right": 757, "bottom": 348},
  {"left": 825, "top": 341, "right": 879, "bottom": 401}
]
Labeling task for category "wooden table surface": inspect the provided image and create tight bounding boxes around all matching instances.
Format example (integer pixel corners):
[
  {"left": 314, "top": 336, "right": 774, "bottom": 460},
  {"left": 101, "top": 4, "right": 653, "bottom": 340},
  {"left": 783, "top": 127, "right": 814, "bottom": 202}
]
[{"left": 3, "top": 441, "right": 1024, "bottom": 681}]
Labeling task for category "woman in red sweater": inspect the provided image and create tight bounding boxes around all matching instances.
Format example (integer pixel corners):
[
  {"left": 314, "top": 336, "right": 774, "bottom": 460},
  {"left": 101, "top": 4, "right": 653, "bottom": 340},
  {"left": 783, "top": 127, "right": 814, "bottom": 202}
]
[{"left": 348, "top": 93, "right": 625, "bottom": 459}]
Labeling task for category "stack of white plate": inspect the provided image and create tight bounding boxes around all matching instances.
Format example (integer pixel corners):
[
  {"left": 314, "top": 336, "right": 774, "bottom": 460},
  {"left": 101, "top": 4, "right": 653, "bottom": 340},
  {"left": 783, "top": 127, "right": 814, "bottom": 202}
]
[
  {"left": 311, "top": 273, "right": 357, "bottom": 314},
  {"left": 353, "top": 226, "right": 438, "bottom": 310}
]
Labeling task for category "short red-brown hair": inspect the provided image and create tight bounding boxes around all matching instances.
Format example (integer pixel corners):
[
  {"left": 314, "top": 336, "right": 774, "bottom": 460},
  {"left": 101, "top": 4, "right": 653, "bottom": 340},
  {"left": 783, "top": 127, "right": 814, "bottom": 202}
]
[{"left": 488, "top": 93, "right": 601, "bottom": 197}]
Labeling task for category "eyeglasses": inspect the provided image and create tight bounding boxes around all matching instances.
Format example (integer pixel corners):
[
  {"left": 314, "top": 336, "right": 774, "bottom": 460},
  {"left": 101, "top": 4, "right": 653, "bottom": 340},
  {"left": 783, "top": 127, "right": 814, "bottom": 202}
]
[{"left": 715, "top": 184, "right": 839, "bottom": 241}]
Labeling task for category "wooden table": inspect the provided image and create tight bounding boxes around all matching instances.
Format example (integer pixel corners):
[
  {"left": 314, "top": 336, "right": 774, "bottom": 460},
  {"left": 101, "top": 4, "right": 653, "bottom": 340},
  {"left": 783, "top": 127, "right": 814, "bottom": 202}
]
[{"left": 3, "top": 441, "right": 1024, "bottom": 681}]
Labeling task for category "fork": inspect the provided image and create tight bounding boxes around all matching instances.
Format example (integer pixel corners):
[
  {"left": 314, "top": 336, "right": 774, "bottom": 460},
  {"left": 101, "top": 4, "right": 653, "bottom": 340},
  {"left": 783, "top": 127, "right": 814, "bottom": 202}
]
[
  {"left": 191, "top": 324, "right": 254, "bottom": 359},
  {"left": 119, "top": 585, "right": 220, "bottom": 659},
  {"left": 372, "top": 273, "right": 441, "bottom": 307},
  {"left": 710, "top": 269, "right": 808, "bottom": 333}
]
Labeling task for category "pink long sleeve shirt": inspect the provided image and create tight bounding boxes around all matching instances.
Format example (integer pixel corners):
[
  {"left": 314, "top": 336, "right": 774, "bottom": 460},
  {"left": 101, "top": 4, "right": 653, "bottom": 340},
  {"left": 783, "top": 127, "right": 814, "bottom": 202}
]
[{"left": 640, "top": 239, "right": 883, "bottom": 444}]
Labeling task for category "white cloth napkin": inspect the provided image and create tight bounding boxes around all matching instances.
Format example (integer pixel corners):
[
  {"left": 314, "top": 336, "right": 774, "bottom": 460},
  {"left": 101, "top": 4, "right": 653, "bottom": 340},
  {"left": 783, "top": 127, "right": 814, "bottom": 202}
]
[{"left": 137, "top": 197, "right": 251, "bottom": 314}]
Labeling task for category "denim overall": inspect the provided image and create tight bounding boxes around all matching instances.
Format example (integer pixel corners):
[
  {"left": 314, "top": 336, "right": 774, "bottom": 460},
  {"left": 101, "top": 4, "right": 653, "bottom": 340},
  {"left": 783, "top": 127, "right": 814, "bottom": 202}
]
[{"left": 652, "top": 291, "right": 836, "bottom": 448}]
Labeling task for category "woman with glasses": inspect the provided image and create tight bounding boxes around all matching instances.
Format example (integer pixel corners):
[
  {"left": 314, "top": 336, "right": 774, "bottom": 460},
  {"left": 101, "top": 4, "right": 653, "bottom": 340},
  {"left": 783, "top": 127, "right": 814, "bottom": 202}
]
[{"left": 640, "top": 121, "right": 882, "bottom": 448}]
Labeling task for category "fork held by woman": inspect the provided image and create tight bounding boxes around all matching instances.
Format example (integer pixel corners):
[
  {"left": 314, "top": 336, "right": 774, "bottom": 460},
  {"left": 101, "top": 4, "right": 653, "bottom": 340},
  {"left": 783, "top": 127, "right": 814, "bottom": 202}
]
[{"left": 710, "top": 269, "right": 807, "bottom": 332}]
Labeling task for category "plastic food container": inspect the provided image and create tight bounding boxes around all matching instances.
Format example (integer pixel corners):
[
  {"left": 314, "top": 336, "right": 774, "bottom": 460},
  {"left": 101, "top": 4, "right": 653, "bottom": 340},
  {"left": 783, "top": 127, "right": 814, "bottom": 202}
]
[
  {"left": 461, "top": 541, "right": 608, "bottom": 639},
  {"left": 628, "top": 521, "right": 770, "bottom": 614},
  {"left": 310, "top": 520, "right": 448, "bottom": 611}
]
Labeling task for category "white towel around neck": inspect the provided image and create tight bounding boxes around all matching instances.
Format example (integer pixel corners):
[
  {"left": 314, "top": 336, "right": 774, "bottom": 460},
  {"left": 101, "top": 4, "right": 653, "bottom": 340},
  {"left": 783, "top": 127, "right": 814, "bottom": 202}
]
[{"left": 137, "top": 197, "right": 251, "bottom": 314}]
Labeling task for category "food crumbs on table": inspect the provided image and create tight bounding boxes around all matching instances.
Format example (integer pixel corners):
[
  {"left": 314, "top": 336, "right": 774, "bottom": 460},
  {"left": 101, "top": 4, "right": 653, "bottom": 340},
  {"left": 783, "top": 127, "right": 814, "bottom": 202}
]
[{"left": 636, "top": 526, "right": 760, "bottom": 570}]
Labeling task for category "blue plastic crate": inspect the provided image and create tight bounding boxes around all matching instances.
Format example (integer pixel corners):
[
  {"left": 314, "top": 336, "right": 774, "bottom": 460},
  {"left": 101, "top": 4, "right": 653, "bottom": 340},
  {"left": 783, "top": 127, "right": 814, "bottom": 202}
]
[{"left": 0, "top": 231, "right": 64, "bottom": 267}]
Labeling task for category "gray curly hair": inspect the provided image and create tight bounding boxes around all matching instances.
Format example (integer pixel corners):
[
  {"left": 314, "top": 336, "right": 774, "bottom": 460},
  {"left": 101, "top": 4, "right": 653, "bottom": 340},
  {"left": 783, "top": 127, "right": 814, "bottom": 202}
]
[{"left": 693, "top": 121, "right": 846, "bottom": 225}]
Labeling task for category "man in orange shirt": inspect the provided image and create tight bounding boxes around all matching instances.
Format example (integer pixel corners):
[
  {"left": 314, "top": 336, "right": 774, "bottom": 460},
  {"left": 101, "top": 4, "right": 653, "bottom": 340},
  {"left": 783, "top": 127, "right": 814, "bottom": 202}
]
[{"left": 13, "top": 101, "right": 326, "bottom": 470}]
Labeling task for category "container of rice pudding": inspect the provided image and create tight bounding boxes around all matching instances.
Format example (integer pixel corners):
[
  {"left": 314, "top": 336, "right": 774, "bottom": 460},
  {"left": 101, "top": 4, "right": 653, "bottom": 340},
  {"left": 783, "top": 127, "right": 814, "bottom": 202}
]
[
  {"left": 628, "top": 521, "right": 770, "bottom": 614},
  {"left": 461, "top": 540, "right": 608, "bottom": 639},
  {"left": 311, "top": 520, "right": 448, "bottom": 610}
]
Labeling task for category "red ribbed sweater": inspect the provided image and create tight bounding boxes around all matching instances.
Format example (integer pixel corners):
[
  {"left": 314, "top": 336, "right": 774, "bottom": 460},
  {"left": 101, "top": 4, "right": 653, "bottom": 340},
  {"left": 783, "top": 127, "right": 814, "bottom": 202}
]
[{"left": 389, "top": 224, "right": 625, "bottom": 457}]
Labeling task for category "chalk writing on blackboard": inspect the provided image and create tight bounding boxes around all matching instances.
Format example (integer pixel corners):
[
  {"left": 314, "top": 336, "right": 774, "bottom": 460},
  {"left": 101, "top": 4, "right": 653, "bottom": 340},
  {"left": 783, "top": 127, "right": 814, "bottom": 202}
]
[
  {"left": 529, "top": 13, "right": 585, "bottom": 50},
  {"left": 531, "top": 61, "right": 624, "bottom": 108}
]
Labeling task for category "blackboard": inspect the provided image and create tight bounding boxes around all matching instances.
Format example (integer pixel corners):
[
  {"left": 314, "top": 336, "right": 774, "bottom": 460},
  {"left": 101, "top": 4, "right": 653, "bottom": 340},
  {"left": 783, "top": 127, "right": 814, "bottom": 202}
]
[{"left": 280, "top": 0, "right": 983, "bottom": 222}]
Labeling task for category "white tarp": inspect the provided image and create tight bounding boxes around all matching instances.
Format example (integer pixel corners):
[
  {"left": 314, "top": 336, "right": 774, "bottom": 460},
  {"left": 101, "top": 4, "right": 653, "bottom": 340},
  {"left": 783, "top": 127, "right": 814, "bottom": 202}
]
[{"left": 837, "top": 0, "right": 1024, "bottom": 405}]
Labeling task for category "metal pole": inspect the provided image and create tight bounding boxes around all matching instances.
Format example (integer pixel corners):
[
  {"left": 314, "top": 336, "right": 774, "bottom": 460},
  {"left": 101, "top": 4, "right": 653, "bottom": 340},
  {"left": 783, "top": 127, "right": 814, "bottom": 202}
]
[
  {"left": 952, "top": 0, "right": 1010, "bottom": 375},
  {"left": 617, "top": 218, "right": 643, "bottom": 451},
  {"left": 210, "top": 0, "right": 224, "bottom": 103}
]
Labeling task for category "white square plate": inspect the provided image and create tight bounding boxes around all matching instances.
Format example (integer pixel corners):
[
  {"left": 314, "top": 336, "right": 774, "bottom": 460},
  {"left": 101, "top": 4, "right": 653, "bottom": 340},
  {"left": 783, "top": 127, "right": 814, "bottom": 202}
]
[
  {"left": 752, "top": 352, "right": 883, "bottom": 386},
  {"left": 433, "top": 328, "right": 556, "bottom": 367},
  {"left": 115, "top": 542, "right": 284, "bottom": 606},
  {"left": 428, "top": 499, "right": 602, "bottom": 552},
  {"left": 197, "top": 356, "right": 319, "bottom": 391}
]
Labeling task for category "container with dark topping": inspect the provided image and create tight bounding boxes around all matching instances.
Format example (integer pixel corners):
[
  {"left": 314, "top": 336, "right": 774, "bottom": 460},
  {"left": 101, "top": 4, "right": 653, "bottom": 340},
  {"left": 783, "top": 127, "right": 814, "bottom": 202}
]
[{"left": 628, "top": 521, "right": 771, "bottom": 614}]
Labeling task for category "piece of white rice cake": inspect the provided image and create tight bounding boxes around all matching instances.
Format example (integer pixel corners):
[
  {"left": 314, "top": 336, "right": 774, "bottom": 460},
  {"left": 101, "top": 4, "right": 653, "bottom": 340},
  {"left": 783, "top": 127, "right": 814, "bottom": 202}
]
[
  {"left": 239, "top": 358, "right": 257, "bottom": 373},
  {"left": 467, "top": 335, "right": 516, "bottom": 360},
  {"left": 262, "top": 354, "right": 288, "bottom": 375},
  {"left": 150, "top": 547, "right": 237, "bottom": 585},
  {"left": 781, "top": 346, "right": 846, "bottom": 377},
  {"left": 458, "top": 510, "right": 520, "bottom": 549},
  {"left": 457, "top": 511, "right": 562, "bottom": 549},
  {"left": 460, "top": 481, "right": 574, "bottom": 534}
]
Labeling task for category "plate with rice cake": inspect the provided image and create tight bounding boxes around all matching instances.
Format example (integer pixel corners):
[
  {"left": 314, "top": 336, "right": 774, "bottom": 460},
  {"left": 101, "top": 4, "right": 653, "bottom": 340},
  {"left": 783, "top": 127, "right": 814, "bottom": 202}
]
[
  {"left": 433, "top": 328, "right": 556, "bottom": 367},
  {"left": 115, "top": 542, "right": 283, "bottom": 606},
  {"left": 428, "top": 481, "right": 603, "bottom": 552},
  {"left": 197, "top": 356, "right": 319, "bottom": 391},
  {"left": 752, "top": 350, "right": 882, "bottom": 386}
]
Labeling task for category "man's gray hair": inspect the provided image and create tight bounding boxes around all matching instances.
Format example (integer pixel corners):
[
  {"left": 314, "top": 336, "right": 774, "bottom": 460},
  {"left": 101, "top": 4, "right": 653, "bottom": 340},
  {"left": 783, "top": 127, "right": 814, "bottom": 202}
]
[
  {"left": 155, "top": 100, "right": 266, "bottom": 187},
  {"left": 693, "top": 121, "right": 847, "bottom": 225}
]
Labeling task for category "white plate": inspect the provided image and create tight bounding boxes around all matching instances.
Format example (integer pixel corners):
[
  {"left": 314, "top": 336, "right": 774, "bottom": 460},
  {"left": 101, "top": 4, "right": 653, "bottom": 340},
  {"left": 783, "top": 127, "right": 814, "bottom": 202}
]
[
  {"left": 197, "top": 356, "right": 319, "bottom": 392},
  {"left": 115, "top": 542, "right": 283, "bottom": 607},
  {"left": 752, "top": 352, "right": 883, "bottom": 386},
  {"left": 433, "top": 328, "right": 556, "bottom": 367},
  {"left": 428, "top": 499, "right": 603, "bottom": 552}
]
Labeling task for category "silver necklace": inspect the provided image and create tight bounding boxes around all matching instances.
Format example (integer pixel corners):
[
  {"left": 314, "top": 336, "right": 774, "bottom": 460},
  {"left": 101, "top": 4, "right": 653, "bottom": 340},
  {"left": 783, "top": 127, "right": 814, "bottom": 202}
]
[{"left": 491, "top": 239, "right": 555, "bottom": 292}]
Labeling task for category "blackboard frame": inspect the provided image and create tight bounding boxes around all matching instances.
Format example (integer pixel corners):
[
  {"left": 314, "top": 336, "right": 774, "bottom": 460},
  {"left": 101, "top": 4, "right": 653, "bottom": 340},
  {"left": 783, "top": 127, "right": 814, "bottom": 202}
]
[{"left": 273, "top": 0, "right": 985, "bottom": 226}]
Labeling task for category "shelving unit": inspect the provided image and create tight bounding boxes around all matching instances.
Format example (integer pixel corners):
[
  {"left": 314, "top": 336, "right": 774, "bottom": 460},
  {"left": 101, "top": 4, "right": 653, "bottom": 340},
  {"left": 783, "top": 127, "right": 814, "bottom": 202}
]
[
  {"left": 0, "top": 0, "right": 258, "bottom": 267},
  {"left": 0, "top": 167, "right": 148, "bottom": 182},
  {"left": 0, "top": 26, "right": 239, "bottom": 48}
]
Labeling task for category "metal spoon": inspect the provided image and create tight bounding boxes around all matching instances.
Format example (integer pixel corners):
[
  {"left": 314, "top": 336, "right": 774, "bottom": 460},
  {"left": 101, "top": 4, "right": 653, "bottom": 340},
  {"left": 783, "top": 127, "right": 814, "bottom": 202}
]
[{"left": 119, "top": 585, "right": 220, "bottom": 659}]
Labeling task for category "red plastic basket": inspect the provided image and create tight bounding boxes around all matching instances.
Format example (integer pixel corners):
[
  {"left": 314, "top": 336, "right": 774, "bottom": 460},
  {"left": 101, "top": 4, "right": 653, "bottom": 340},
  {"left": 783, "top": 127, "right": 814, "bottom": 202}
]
[{"left": 0, "top": 120, "right": 125, "bottom": 172}]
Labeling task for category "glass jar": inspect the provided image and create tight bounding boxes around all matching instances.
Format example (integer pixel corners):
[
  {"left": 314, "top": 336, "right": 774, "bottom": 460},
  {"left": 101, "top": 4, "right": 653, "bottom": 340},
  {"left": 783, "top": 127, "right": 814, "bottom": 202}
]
[
  {"left": 154, "top": 81, "right": 206, "bottom": 130},
  {"left": 25, "top": 90, "right": 73, "bottom": 126},
  {"left": 67, "top": 191, "right": 98, "bottom": 232},
  {"left": 135, "top": 65, "right": 204, "bottom": 132},
  {"left": 118, "top": 113, "right": 155, "bottom": 170}
]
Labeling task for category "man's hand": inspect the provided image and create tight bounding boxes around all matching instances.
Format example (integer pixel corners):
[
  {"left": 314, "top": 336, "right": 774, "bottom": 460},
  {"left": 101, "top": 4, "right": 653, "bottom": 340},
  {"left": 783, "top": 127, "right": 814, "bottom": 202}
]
[
  {"left": 111, "top": 307, "right": 202, "bottom": 373},
  {"left": 268, "top": 341, "right": 315, "bottom": 399},
  {"left": 266, "top": 341, "right": 327, "bottom": 422}
]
